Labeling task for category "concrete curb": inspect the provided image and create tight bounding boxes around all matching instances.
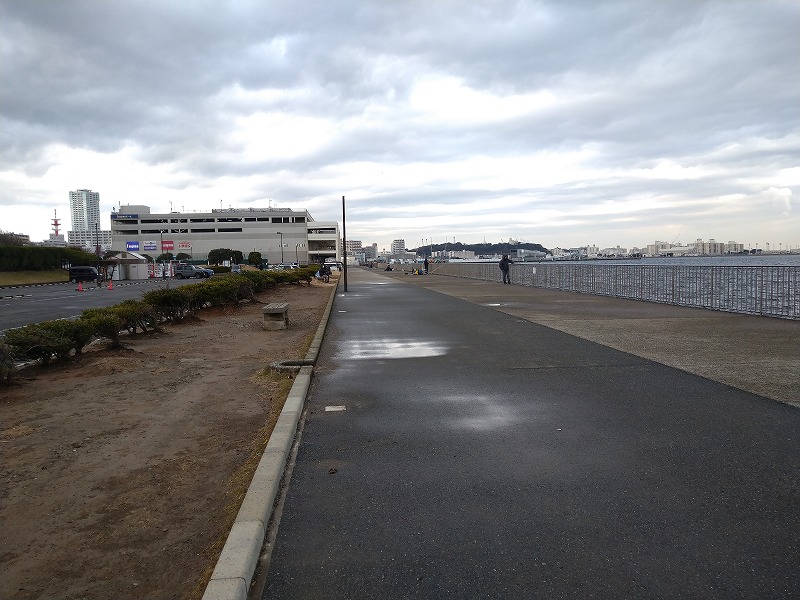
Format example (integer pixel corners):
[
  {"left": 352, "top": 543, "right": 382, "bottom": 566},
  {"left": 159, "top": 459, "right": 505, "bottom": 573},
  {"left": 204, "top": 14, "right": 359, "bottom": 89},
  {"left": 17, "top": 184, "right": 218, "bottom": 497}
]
[{"left": 201, "top": 278, "right": 340, "bottom": 600}]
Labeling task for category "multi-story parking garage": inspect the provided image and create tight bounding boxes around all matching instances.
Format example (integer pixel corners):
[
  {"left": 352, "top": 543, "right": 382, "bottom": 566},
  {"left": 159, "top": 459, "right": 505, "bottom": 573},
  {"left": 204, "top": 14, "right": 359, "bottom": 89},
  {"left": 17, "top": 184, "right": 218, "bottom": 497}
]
[{"left": 110, "top": 205, "right": 340, "bottom": 266}]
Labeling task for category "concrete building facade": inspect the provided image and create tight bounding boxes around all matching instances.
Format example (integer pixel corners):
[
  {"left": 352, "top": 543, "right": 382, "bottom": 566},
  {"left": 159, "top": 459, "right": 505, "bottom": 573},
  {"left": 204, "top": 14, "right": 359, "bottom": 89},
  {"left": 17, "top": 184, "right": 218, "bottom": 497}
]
[{"left": 110, "top": 205, "right": 339, "bottom": 266}]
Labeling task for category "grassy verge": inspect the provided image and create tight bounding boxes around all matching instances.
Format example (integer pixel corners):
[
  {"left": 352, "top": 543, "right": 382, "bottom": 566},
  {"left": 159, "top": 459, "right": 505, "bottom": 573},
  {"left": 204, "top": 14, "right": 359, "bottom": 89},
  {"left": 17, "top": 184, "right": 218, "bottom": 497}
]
[{"left": 0, "top": 271, "right": 68, "bottom": 286}]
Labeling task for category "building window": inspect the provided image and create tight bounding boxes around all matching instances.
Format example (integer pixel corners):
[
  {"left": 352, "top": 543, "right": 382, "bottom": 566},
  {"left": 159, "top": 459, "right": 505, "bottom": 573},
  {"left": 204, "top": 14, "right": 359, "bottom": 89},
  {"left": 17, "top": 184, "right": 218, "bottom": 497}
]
[
  {"left": 141, "top": 229, "right": 167, "bottom": 234},
  {"left": 141, "top": 219, "right": 168, "bottom": 223},
  {"left": 190, "top": 218, "right": 215, "bottom": 223},
  {"left": 272, "top": 217, "right": 290, "bottom": 223},
  {"left": 217, "top": 227, "right": 243, "bottom": 232},
  {"left": 293, "top": 217, "right": 306, "bottom": 223},
  {"left": 191, "top": 228, "right": 215, "bottom": 233},
  {"left": 245, "top": 218, "right": 256, "bottom": 222}
]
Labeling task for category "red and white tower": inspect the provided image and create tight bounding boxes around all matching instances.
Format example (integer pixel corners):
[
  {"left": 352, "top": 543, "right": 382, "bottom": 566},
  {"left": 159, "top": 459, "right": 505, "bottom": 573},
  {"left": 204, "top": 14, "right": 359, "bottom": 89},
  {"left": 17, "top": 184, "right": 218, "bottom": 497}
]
[{"left": 51, "top": 210, "right": 61, "bottom": 236}]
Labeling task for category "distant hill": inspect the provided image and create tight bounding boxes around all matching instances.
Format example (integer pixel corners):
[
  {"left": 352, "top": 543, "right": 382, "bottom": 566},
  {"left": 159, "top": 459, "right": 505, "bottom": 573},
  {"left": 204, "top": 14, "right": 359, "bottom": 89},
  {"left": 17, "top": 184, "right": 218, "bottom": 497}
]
[{"left": 411, "top": 241, "right": 550, "bottom": 256}]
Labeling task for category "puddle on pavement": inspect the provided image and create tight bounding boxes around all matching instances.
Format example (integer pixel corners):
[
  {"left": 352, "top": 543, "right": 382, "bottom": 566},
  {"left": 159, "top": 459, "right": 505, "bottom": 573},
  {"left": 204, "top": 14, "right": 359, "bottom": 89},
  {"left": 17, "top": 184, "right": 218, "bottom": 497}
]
[
  {"left": 438, "top": 394, "right": 516, "bottom": 431},
  {"left": 335, "top": 338, "right": 447, "bottom": 360}
]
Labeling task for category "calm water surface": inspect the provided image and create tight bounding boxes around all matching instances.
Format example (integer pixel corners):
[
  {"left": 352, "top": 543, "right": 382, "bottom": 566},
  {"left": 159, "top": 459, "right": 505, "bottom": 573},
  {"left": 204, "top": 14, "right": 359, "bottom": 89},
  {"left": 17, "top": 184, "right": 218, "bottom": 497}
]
[{"left": 553, "top": 255, "right": 800, "bottom": 267}]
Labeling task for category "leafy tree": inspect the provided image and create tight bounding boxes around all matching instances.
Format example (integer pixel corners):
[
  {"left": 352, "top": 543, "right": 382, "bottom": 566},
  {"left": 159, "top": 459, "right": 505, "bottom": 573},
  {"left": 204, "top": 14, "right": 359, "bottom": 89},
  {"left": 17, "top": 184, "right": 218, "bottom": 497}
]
[
  {"left": 156, "top": 252, "right": 175, "bottom": 262},
  {"left": 176, "top": 252, "right": 192, "bottom": 261},
  {"left": 248, "top": 251, "right": 262, "bottom": 266},
  {"left": 0, "top": 231, "right": 27, "bottom": 246},
  {"left": 208, "top": 248, "right": 242, "bottom": 265}
]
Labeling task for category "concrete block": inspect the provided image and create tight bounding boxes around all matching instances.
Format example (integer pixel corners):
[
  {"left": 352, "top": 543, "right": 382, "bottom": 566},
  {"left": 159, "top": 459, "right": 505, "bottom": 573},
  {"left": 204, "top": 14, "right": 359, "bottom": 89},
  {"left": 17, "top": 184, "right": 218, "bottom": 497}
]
[{"left": 262, "top": 302, "right": 289, "bottom": 330}]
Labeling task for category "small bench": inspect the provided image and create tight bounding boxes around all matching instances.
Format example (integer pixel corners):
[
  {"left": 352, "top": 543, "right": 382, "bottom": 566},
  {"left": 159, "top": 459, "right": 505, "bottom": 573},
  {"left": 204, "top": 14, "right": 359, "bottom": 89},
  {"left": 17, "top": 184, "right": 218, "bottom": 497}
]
[{"left": 262, "top": 302, "right": 289, "bottom": 330}]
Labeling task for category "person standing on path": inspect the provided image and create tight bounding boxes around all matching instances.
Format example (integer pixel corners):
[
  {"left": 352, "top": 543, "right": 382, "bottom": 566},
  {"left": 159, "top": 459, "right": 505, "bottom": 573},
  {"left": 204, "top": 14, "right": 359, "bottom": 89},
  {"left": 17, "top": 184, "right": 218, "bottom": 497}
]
[
  {"left": 423, "top": 257, "right": 429, "bottom": 274},
  {"left": 499, "top": 254, "right": 514, "bottom": 284}
]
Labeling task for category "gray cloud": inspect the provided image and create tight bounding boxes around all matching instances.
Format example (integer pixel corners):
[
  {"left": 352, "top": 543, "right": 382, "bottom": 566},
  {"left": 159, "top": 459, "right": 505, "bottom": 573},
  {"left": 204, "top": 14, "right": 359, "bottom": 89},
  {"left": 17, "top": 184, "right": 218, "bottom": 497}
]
[{"left": 1, "top": 0, "right": 798, "bottom": 250}]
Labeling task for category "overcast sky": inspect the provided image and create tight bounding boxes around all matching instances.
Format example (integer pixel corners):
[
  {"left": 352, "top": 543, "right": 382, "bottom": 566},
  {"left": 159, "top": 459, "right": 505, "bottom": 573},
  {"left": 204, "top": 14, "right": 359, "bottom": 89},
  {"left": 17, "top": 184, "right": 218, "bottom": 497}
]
[{"left": 1, "top": 0, "right": 798, "bottom": 252}]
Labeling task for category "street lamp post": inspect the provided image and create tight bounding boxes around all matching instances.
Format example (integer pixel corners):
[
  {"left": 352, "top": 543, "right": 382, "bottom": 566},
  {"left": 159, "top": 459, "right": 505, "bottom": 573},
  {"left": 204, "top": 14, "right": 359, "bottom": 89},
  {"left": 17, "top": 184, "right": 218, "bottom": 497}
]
[
  {"left": 277, "top": 231, "right": 284, "bottom": 264},
  {"left": 160, "top": 230, "right": 166, "bottom": 278},
  {"left": 342, "top": 195, "right": 347, "bottom": 292},
  {"left": 295, "top": 243, "right": 303, "bottom": 265}
]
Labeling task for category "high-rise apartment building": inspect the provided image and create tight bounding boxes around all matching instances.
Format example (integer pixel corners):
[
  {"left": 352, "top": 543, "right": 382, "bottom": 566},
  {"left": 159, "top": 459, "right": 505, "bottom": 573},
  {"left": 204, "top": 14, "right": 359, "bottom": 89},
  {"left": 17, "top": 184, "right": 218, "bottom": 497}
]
[
  {"left": 345, "top": 240, "right": 363, "bottom": 254},
  {"left": 390, "top": 239, "right": 406, "bottom": 255},
  {"left": 69, "top": 189, "right": 100, "bottom": 231},
  {"left": 68, "top": 189, "right": 111, "bottom": 252}
]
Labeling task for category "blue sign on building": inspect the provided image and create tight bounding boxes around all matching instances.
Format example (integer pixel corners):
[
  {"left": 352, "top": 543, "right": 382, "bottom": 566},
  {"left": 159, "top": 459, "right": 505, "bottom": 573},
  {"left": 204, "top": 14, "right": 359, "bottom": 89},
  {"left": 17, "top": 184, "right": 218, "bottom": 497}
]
[{"left": 126, "top": 241, "right": 140, "bottom": 251}]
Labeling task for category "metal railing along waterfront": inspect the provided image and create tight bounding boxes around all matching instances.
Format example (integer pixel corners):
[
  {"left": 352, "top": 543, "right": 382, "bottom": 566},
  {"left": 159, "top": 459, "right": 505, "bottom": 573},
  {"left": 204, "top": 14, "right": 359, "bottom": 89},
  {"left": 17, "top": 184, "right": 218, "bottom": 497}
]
[{"left": 431, "top": 262, "right": 800, "bottom": 320}]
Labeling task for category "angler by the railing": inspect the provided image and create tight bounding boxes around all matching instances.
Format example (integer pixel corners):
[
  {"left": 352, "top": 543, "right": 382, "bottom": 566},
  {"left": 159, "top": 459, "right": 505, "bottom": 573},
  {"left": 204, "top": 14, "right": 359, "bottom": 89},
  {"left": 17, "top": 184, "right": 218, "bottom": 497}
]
[{"left": 432, "top": 263, "right": 800, "bottom": 320}]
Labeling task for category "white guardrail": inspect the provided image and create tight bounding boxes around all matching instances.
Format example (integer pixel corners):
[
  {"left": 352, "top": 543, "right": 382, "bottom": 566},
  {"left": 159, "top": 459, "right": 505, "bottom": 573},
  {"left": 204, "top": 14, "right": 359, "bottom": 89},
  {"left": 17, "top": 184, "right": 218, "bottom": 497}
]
[{"left": 430, "top": 262, "right": 800, "bottom": 320}]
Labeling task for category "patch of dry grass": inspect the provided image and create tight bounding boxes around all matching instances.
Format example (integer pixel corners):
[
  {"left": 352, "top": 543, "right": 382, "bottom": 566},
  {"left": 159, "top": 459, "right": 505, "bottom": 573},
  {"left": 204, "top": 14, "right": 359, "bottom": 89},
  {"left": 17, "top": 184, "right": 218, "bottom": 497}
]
[{"left": 0, "top": 270, "right": 68, "bottom": 286}]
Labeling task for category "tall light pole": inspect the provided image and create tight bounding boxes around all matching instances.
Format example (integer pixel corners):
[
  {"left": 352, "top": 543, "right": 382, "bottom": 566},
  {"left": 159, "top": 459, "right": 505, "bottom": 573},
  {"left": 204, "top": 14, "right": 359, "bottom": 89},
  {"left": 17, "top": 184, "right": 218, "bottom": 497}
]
[
  {"left": 342, "top": 195, "right": 347, "bottom": 292},
  {"left": 94, "top": 221, "right": 101, "bottom": 257},
  {"left": 160, "top": 230, "right": 166, "bottom": 278},
  {"left": 277, "top": 231, "right": 284, "bottom": 263}
]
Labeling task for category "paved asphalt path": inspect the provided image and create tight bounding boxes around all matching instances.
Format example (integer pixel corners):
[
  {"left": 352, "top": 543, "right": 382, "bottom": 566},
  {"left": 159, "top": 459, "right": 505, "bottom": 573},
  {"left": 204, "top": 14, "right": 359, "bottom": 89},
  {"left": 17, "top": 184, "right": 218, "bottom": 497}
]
[
  {"left": 263, "top": 268, "right": 799, "bottom": 599},
  {"left": 0, "top": 278, "right": 196, "bottom": 332}
]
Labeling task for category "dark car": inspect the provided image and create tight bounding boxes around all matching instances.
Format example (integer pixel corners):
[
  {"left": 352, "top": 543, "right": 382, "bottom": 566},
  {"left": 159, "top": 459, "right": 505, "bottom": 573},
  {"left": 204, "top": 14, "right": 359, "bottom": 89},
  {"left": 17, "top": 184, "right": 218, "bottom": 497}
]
[{"left": 68, "top": 266, "right": 102, "bottom": 283}]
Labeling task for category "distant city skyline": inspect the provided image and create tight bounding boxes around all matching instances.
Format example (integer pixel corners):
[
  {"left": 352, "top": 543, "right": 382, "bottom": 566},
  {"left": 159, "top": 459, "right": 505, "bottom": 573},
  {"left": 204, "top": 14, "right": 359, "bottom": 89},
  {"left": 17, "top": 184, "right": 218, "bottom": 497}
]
[{"left": 4, "top": 200, "right": 797, "bottom": 256}]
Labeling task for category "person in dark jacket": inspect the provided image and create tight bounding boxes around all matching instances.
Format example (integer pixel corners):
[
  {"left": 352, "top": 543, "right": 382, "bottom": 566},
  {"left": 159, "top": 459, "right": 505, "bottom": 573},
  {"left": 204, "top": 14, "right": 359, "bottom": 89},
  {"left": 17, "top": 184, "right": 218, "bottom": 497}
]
[{"left": 499, "top": 254, "right": 514, "bottom": 284}]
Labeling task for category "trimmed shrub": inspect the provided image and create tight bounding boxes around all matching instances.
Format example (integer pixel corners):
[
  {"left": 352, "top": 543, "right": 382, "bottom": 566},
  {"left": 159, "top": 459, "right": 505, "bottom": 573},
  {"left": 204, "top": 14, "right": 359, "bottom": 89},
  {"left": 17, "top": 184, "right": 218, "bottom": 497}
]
[
  {"left": 112, "top": 299, "right": 160, "bottom": 334},
  {"left": 241, "top": 270, "right": 277, "bottom": 293},
  {"left": 40, "top": 319, "right": 95, "bottom": 356},
  {"left": 3, "top": 322, "right": 72, "bottom": 364},
  {"left": 267, "top": 270, "right": 294, "bottom": 284},
  {"left": 0, "top": 339, "right": 15, "bottom": 382},
  {"left": 141, "top": 287, "right": 193, "bottom": 321},
  {"left": 296, "top": 266, "right": 316, "bottom": 284},
  {"left": 196, "top": 278, "right": 237, "bottom": 306},
  {"left": 80, "top": 309, "right": 124, "bottom": 348}
]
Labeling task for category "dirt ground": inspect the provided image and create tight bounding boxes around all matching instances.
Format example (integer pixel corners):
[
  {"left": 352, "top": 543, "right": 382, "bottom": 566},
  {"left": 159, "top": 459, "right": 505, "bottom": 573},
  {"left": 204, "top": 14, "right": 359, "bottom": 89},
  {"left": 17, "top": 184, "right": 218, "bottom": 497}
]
[{"left": 0, "top": 279, "right": 335, "bottom": 600}]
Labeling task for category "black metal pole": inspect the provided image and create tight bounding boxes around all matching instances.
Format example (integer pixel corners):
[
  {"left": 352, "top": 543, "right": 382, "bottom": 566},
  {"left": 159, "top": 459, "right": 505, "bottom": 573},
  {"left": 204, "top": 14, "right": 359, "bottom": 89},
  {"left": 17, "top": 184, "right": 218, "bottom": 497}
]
[{"left": 342, "top": 195, "right": 348, "bottom": 292}]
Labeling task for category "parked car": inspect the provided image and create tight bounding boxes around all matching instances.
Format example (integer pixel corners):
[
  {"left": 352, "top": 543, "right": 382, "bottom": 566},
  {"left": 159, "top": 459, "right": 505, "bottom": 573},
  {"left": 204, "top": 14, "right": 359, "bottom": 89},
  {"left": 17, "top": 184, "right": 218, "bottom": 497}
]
[
  {"left": 230, "top": 264, "right": 242, "bottom": 274},
  {"left": 174, "top": 264, "right": 212, "bottom": 279},
  {"left": 68, "top": 266, "right": 102, "bottom": 283}
]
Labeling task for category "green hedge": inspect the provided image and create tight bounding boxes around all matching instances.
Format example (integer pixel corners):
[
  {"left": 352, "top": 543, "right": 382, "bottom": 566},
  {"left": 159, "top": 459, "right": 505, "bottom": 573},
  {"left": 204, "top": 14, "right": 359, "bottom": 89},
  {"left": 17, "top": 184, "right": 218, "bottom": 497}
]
[
  {"left": 0, "top": 245, "right": 100, "bottom": 271},
  {"left": 1, "top": 267, "right": 320, "bottom": 372}
]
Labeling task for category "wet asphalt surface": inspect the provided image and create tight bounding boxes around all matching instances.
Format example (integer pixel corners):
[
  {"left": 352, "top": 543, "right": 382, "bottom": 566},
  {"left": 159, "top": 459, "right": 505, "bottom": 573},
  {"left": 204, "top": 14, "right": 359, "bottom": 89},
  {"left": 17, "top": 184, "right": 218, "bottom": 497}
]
[{"left": 263, "top": 268, "right": 799, "bottom": 600}]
